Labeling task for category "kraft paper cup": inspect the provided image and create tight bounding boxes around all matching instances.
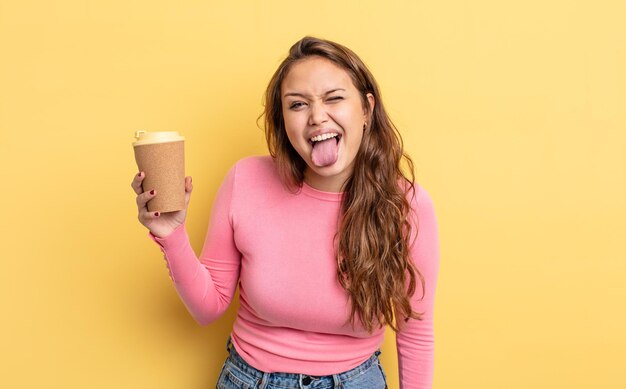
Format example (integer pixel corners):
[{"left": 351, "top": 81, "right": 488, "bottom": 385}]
[{"left": 133, "top": 130, "right": 185, "bottom": 213}]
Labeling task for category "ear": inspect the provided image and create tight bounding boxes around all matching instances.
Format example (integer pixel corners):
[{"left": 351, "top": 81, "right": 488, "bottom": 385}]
[{"left": 365, "top": 92, "right": 375, "bottom": 119}]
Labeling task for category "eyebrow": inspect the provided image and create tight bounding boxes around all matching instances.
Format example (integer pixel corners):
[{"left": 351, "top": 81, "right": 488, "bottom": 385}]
[{"left": 282, "top": 88, "right": 346, "bottom": 99}]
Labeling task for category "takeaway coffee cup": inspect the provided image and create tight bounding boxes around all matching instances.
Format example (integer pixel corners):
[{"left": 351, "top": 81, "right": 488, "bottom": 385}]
[{"left": 133, "top": 130, "right": 185, "bottom": 213}]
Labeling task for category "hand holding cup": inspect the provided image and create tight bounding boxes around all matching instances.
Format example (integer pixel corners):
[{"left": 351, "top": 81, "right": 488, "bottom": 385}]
[{"left": 131, "top": 172, "right": 193, "bottom": 238}]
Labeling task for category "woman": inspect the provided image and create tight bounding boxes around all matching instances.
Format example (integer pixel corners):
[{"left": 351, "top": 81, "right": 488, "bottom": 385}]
[{"left": 131, "top": 36, "right": 439, "bottom": 389}]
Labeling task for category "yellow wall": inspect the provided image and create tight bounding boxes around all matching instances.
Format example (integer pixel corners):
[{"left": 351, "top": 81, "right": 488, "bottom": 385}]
[{"left": 1, "top": 1, "right": 624, "bottom": 388}]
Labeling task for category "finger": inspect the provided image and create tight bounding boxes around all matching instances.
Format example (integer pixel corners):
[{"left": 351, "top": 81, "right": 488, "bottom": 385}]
[
  {"left": 136, "top": 188, "right": 156, "bottom": 209},
  {"left": 138, "top": 209, "right": 161, "bottom": 224},
  {"left": 184, "top": 177, "right": 193, "bottom": 205},
  {"left": 131, "top": 171, "right": 145, "bottom": 195}
]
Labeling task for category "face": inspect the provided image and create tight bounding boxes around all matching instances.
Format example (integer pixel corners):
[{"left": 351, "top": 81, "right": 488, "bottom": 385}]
[{"left": 281, "top": 56, "right": 375, "bottom": 192}]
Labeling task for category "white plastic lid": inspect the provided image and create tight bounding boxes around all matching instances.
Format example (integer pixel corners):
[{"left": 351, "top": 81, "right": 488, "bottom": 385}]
[{"left": 133, "top": 130, "right": 185, "bottom": 146}]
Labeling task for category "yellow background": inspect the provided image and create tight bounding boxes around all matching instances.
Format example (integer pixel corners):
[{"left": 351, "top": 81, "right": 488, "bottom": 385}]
[{"left": 1, "top": 1, "right": 625, "bottom": 388}]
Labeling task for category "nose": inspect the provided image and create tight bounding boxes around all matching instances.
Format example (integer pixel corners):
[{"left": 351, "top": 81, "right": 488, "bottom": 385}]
[{"left": 308, "top": 101, "right": 328, "bottom": 126}]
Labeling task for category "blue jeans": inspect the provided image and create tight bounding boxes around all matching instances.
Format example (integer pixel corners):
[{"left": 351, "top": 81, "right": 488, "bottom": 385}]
[{"left": 216, "top": 338, "right": 388, "bottom": 389}]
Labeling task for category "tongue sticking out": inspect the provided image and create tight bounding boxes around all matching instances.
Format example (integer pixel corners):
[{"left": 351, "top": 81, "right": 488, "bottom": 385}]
[{"left": 311, "top": 138, "right": 339, "bottom": 167}]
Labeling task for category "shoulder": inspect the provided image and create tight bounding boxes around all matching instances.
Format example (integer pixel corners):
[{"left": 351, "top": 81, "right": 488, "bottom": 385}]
[
  {"left": 227, "top": 155, "right": 283, "bottom": 194},
  {"left": 233, "top": 155, "right": 275, "bottom": 171},
  {"left": 413, "top": 182, "right": 435, "bottom": 213},
  {"left": 405, "top": 181, "right": 438, "bottom": 240},
  {"left": 225, "top": 156, "right": 291, "bottom": 214},
  {"left": 403, "top": 179, "right": 435, "bottom": 213},
  {"left": 229, "top": 155, "right": 280, "bottom": 183}
]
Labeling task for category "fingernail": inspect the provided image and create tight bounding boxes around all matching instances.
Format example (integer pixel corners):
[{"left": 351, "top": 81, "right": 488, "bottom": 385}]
[
  {"left": 149, "top": 190, "right": 155, "bottom": 195},
  {"left": 154, "top": 212, "right": 160, "bottom": 217}
]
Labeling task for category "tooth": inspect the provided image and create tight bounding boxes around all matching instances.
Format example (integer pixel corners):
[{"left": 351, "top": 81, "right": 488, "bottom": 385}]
[{"left": 310, "top": 133, "right": 339, "bottom": 143}]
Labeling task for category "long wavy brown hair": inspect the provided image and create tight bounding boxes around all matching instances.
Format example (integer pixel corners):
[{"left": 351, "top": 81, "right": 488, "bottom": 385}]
[{"left": 263, "top": 36, "right": 425, "bottom": 333}]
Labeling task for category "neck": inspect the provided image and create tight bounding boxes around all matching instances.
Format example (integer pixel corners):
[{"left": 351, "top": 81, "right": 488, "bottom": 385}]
[{"left": 303, "top": 169, "right": 349, "bottom": 193}]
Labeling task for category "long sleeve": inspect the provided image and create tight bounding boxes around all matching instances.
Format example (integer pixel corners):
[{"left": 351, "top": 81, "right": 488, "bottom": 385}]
[
  {"left": 396, "top": 185, "right": 440, "bottom": 389},
  {"left": 148, "top": 165, "right": 241, "bottom": 325}
]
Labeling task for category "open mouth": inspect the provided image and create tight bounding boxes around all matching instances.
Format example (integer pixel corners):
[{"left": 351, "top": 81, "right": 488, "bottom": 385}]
[
  {"left": 309, "top": 133, "right": 341, "bottom": 167},
  {"left": 309, "top": 132, "right": 341, "bottom": 145}
]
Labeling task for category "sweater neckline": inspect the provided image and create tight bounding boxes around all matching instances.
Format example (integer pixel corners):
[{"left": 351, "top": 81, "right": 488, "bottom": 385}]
[{"left": 300, "top": 181, "right": 344, "bottom": 202}]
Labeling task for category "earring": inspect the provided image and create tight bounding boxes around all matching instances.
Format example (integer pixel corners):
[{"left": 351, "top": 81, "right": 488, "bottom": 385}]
[{"left": 363, "top": 121, "right": 368, "bottom": 130}]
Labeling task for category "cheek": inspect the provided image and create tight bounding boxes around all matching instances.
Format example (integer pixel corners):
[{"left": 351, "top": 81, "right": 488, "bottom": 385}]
[
  {"left": 283, "top": 111, "right": 305, "bottom": 130},
  {"left": 282, "top": 117, "right": 306, "bottom": 151},
  {"left": 283, "top": 126, "right": 298, "bottom": 147},
  {"left": 332, "top": 105, "right": 365, "bottom": 129},
  {"left": 349, "top": 130, "right": 364, "bottom": 152}
]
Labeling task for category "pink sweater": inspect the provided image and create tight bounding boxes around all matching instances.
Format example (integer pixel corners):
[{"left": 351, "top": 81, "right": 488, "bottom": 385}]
[{"left": 149, "top": 156, "right": 439, "bottom": 388}]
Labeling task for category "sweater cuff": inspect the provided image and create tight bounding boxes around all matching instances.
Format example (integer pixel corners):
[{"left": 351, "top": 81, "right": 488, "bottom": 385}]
[
  {"left": 148, "top": 223, "right": 188, "bottom": 254},
  {"left": 148, "top": 223, "right": 200, "bottom": 284}
]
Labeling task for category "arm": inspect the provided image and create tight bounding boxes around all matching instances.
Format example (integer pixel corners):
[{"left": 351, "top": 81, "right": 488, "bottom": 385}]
[
  {"left": 396, "top": 186, "right": 440, "bottom": 389},
  {"left": 148, "top": 165, "right": 241, "bottom": 325}
]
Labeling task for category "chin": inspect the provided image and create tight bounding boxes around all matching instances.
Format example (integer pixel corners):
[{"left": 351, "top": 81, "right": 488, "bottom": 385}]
[{"left": 312, "top": 162, "right": 351, "bottom": 179}]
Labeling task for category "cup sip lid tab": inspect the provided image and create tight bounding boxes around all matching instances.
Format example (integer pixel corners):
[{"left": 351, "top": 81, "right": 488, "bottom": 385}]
[{"left": 133, "top": 130, "right": 185, "bottom": 146}]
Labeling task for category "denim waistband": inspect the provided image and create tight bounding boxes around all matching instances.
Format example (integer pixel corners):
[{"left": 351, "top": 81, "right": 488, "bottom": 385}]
[{"left": 224, "top": 337, "right": 382, "bottom": 389}]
